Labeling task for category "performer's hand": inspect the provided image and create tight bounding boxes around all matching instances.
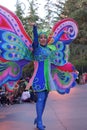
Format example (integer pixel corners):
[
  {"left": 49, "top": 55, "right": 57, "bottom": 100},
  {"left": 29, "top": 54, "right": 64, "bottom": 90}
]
[
  {"left": 64, "top": 30, "right": 70, "bottom": 35},
  {"left": 25, "top": 84, "right": 31, "bottom": 90},
  {"left": 28, "top": 20, "right": 36, "bottom": 26}
]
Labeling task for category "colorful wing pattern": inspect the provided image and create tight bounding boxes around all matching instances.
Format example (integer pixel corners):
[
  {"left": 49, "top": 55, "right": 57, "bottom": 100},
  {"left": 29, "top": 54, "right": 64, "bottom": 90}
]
[
  {"left": 51, "top": 63, "right": 78, "bottom": 94},
  {"left": 48, "top": 41, "right": 69, "bottom": 66},
  {"left": 0, "top": 5, "right": 33, "bottom": 90},
  {"left": 0, "top": 5, "right": 78, "bottom": 94},
  {"left": 48, "top": 18, "right": 78, "bottom": 94}
]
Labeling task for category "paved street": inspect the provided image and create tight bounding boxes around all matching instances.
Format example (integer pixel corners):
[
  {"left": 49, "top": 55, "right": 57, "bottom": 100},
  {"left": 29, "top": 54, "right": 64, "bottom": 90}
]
[{"left": 0, "top": 84, "right": 87, "bottom": 130}]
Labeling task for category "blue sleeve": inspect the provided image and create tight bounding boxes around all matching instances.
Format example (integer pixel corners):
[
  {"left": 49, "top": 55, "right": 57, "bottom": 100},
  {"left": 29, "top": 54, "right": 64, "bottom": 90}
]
[
  {"left": 52, "top": 31, "right": 73, "bottom": 44},
  {"left": 53, "top": 31, "right": 64, "bottom": 44},
  {"left": 62, "top": 39, "right": 73, "bottom": 44},
  {"left": 32, "top": 25, "right": 39, "bottom": 49}
]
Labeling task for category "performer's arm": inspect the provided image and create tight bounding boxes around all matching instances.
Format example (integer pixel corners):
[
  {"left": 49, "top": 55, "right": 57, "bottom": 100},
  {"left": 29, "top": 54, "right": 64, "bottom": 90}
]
[
  {"left": 32, "top": 25, "right": 39, "bottom": 49},
  {"left": 53, "top": 30, "right": 73, "bottom": 44},
  {"left": 52, "top": 31, "right": 64, "bottom": 44},
  {"left": 62, "top": 39, "right": 73, "bottom": 44}
]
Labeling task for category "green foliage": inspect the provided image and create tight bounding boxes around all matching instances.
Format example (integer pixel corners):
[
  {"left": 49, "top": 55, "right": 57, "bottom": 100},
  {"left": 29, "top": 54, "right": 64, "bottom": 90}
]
[
  {"left": 27, "top": 0, "right": 39, "bottom": 22},
  {"left": 69, "top": 44, "right": 87, "bottom": 73},
  {"left": 44, "top": 0, "right": 65, "bottom": 29},
  {"left": 61, "top": 0, "right": 87, "bottom": 72},
  {"left": 62, "top": 0, "right": 87, "bottom": 45},
  {"left": 15, "top": 0, "right": 25, "bottom": 24}
]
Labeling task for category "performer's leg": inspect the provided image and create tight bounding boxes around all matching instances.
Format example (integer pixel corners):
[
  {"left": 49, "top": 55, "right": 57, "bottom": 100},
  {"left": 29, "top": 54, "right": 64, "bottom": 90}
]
[
  {"left": 42, "top": 91, "right": 49, "bottom": 114},
  {"left": 35, "top": 91, "right": 48, "bottom": 130}
]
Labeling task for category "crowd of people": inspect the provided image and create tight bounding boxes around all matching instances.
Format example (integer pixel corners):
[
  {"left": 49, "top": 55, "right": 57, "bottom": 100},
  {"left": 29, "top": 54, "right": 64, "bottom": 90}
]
[{"left": 0, "top": 78, "right": 37, "bottom": 106}]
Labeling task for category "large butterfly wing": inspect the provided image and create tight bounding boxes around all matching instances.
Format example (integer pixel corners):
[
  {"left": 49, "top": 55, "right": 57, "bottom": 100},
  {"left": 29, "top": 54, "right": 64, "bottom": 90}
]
[
  {"left": 48, "top": 18, "right": 78, "bottom": 94},
  {"left": 0, "top": 5, "right": 33, "bottom": 89}
]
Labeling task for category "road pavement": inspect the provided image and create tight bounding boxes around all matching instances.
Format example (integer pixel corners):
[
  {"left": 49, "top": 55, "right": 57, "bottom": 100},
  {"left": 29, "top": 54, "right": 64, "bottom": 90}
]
[{"left": 0, "top": 84, "right": 87, "bottom": 130}]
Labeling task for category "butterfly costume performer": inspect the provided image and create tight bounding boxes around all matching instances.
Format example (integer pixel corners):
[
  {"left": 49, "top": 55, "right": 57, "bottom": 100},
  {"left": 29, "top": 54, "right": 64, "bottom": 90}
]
[{"left": 0, "top": 5, "right": 78, "bottom": 130}]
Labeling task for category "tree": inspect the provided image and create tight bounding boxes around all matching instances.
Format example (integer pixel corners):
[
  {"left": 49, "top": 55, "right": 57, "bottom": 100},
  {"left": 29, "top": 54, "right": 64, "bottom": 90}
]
[
  {"left": 62, "top": 0, "right": 87, "bottom": 45},
  {"left": 62, "top": 0, "right": 87, "bottom": 42},
  {"left": 52, "top": 0, "right": 66, "bottom": 22},
  {"left": 43, "top": 0, "right": 66, "bottom": 33},
  {"left": 69, "top": 44, "right": 87, "bottom": 74},
  {"left": 15, "top": 0, "right": 29, "bottom": 36},
  {"left": 15, "top": 0, "right": 42, "bottom": 38},
  {"left": 15, "top": 0, "right": 25, "bottom": 24},
  {"left": 61, "top": 0, "right": 87, "bottom": 73},
  {"left": 24, "top": 0, "right": 45, "bottom": 37},
  {"left": 27, "top": 0, "right": 39, "bottom": 22}
]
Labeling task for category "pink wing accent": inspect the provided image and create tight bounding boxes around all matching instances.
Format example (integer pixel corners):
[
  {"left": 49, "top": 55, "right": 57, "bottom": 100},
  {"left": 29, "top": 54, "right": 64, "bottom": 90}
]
[
  {"left": 0, "top": 57, "right": 8, "bottom": 62},
  {"left": 57, "top": 62, "right": 75, "bottom": 72}
]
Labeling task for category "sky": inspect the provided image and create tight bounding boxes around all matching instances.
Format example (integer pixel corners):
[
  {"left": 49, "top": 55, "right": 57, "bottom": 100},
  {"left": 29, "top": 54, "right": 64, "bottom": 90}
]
[
  {"left": 0, "top": 0, "right": 58, "bottom": 18},
  {"left": 0, "top": 0, "right": 47, "bottom": 18}
]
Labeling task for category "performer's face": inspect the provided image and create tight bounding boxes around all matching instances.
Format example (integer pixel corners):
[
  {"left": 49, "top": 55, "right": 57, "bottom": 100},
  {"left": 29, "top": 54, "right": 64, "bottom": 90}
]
[{"left": 39, "top": 34, "right": 47, "bottom": 46}]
